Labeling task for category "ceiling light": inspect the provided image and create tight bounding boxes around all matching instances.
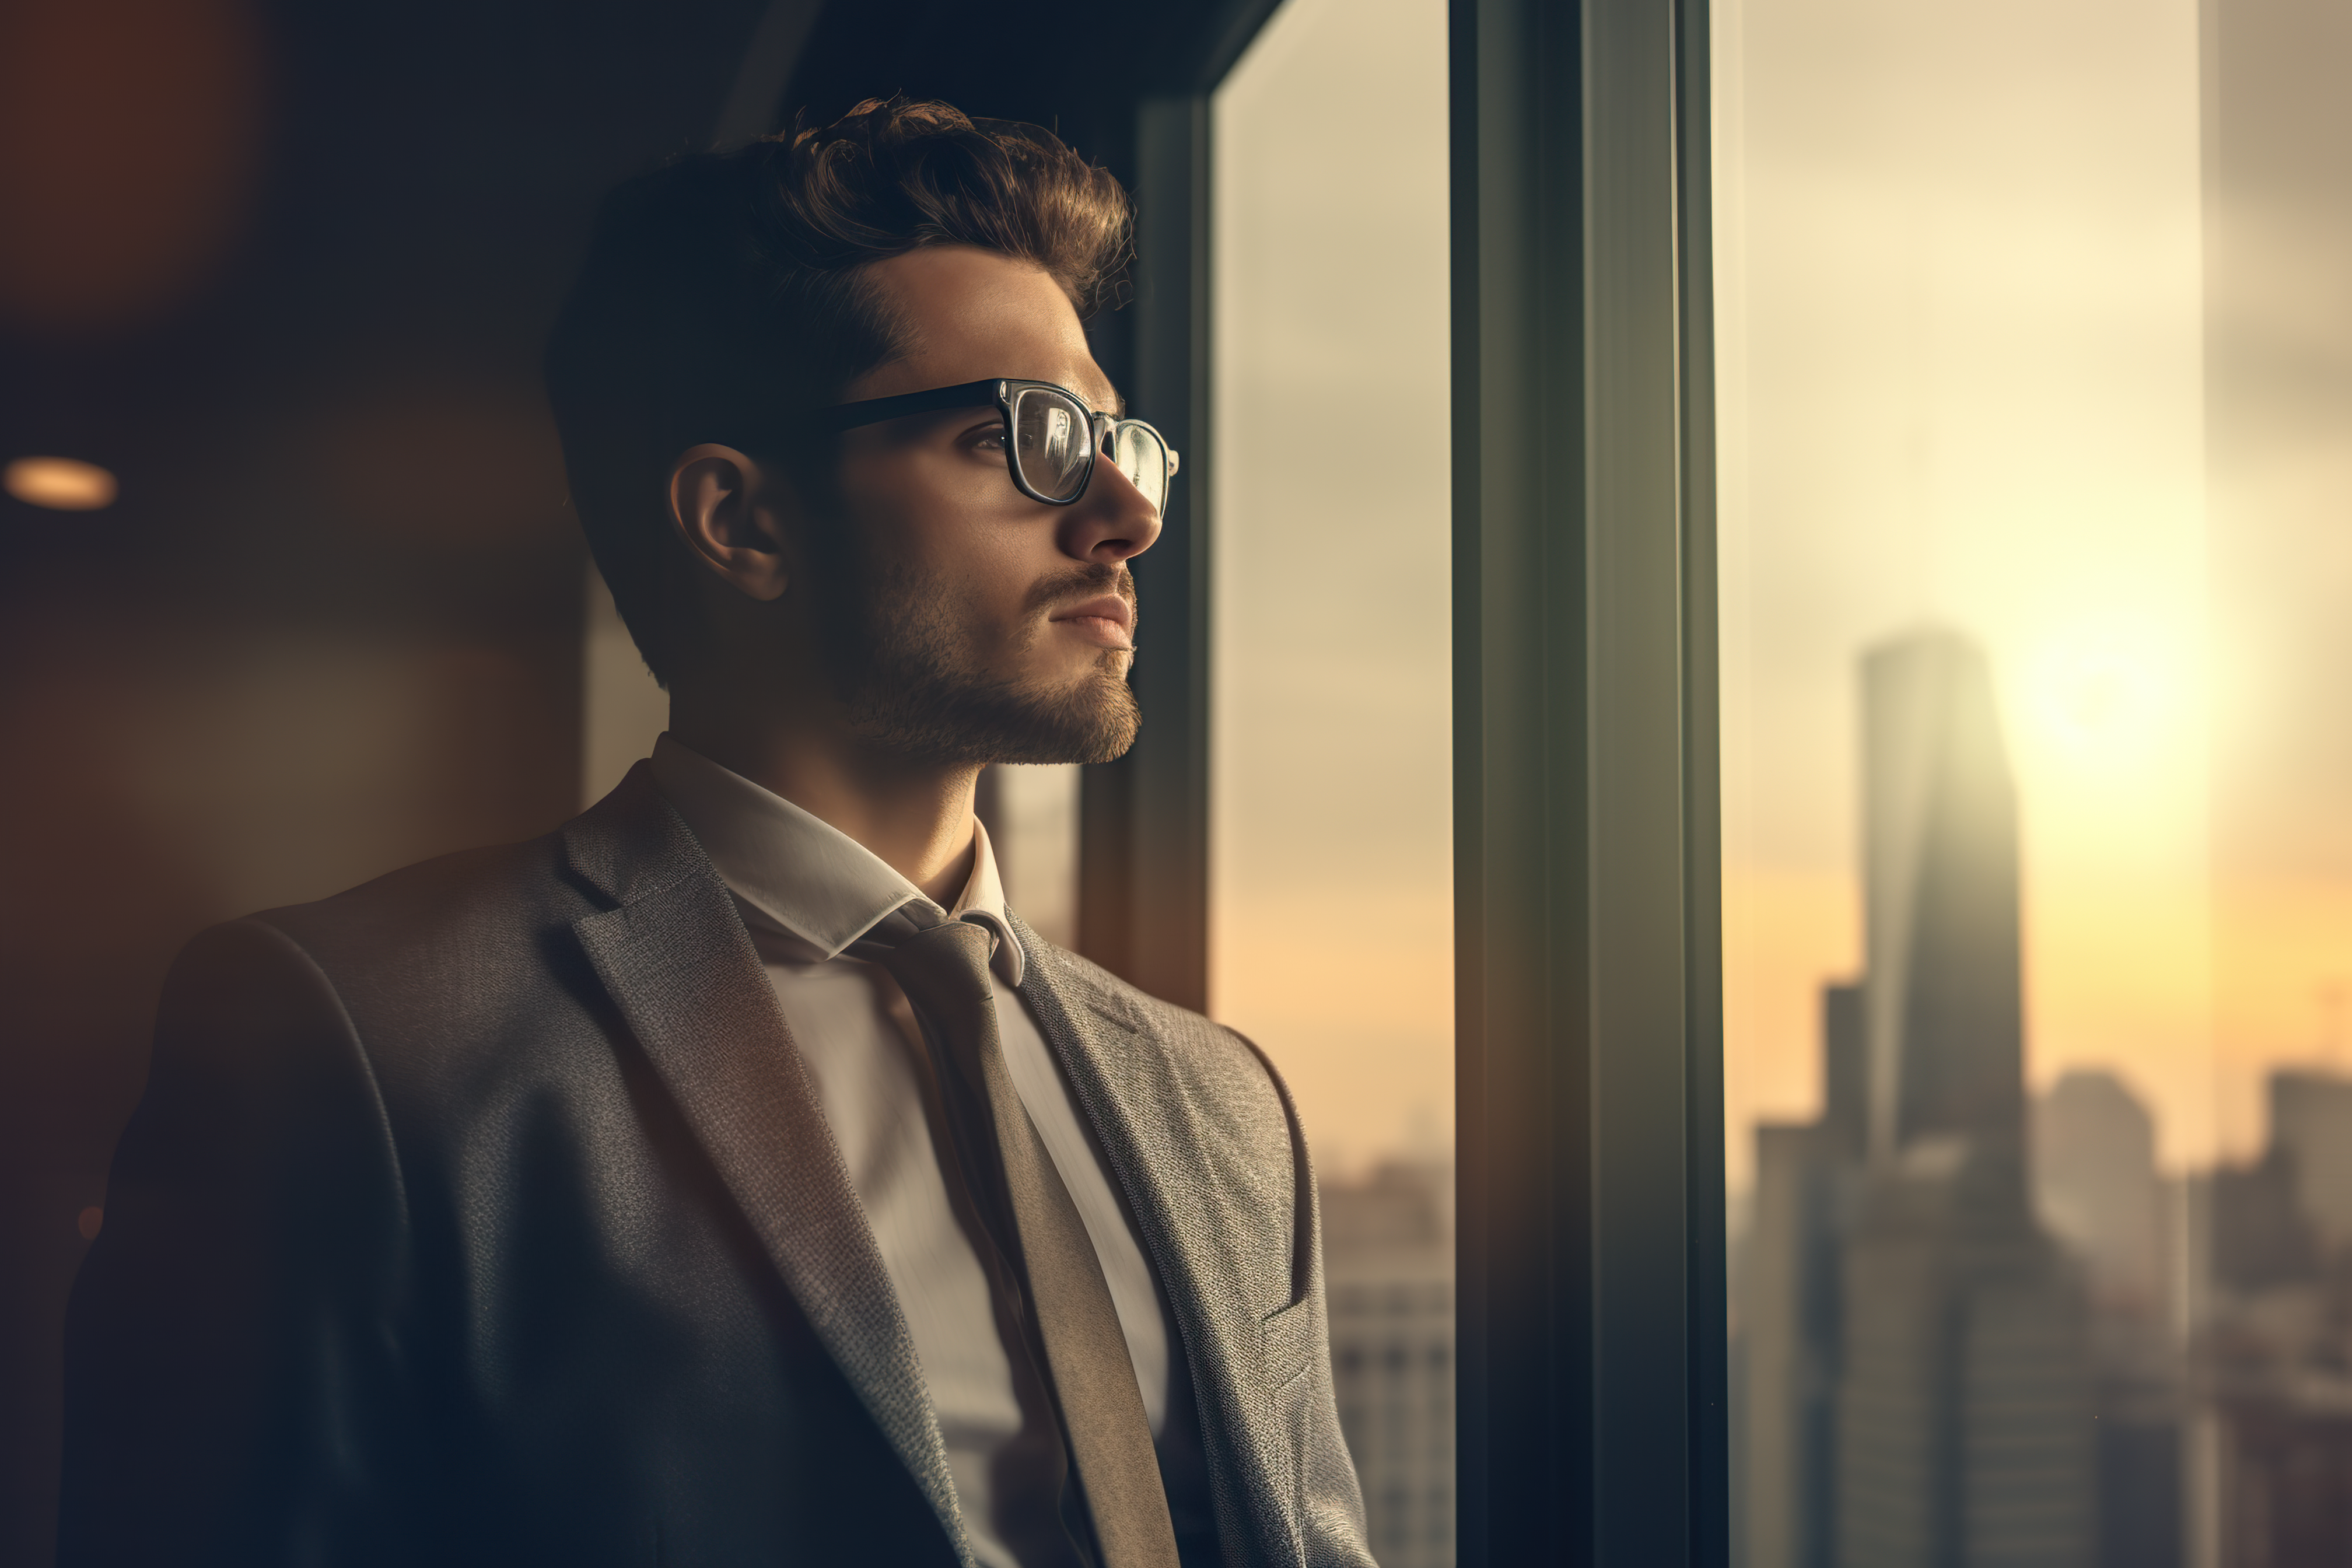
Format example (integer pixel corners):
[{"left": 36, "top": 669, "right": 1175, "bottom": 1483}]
[{"left": 4, "top": 457, "right": 118, "bottom": 511}]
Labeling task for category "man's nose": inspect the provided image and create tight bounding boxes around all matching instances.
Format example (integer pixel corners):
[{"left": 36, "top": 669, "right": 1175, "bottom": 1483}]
[{"left": 1060, "top": 458, "right": 1164, "bottom": 565}]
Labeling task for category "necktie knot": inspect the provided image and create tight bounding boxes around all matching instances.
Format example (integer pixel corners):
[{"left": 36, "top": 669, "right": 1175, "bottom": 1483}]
[{"left": 857, "top": 918, "right": 998, "bottom": 1017}]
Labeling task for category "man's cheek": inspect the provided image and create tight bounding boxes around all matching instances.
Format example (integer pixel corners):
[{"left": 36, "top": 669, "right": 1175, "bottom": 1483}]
[{"left": 967, "top": 578, "right": 1037, "bottom": 655}]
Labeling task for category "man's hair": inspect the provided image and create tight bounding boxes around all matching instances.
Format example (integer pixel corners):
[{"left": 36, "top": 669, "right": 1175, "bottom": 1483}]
[{"left": 544, "top": 97, "right": 1133, "bottom": 687}]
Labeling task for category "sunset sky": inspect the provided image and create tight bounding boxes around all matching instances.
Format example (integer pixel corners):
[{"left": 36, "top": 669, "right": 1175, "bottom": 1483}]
[
  {"left": 1206, "top": 0, "right": 1453, "bottom": 1177},
  {"left": 1716, "top": 0, "right": 2352, "bottom": 1181}
]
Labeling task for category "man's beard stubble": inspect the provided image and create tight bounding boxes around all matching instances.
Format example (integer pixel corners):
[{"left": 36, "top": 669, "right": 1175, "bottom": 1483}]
[{"left": 813, "top": 553, "right": 1142, "bottom": 768}]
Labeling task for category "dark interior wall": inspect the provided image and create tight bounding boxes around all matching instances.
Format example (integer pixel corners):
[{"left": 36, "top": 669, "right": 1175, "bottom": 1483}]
[{"left": 0, "top": 2, "right": 774, "bottom": 1556}]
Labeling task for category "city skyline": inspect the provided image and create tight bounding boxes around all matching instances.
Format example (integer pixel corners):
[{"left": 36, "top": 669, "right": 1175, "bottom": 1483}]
[{"left": 1737, "top": 622, "right": 2352, "bottom": 1564}]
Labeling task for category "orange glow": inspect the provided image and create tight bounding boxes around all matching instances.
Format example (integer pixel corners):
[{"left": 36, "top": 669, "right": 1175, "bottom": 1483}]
[
  {"left": 1212, "top": 888, "right": 1454, "bottom": 1176},
  {"left": 1209, "top": 0, "right": 1452, "bottom": 1172},
  {"left": 5, "top": 456, "right": 117, "bottom": 510},
  {"left": 1722, "top": 862, "right": 1859, "bottom": 1182},
  {"left": 1727, "top": 863, "right": 2352, "bottom": 1179},
  {"left": 2211, "top": 875, "right": 2352, "bottom": 1152}
]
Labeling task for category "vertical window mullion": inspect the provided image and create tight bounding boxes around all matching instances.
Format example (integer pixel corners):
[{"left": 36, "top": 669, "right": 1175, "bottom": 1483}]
[{"left": 1451, "top": 0, "right": 1723, "bottom": 1561}]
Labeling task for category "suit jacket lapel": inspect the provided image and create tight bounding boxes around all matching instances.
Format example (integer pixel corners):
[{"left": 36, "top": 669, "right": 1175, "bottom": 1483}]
[
  {"left": 562, "top": 765, "right": 971, "bottom": 1564},
  {"left": 1007, "top": 911, "right": 1264, "bottom": 1338},
  {"left": 1007, "top": 914, "right": 1307, "bottom": 1566}
]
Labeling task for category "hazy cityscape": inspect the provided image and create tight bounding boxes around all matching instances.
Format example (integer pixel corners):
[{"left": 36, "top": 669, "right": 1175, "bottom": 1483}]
[
  {"left": 1734, "top": 629, "right": 2352, "bottom": 1568},
  {"left": 1322, "top": 1158, "right": 1456, "bottom": 1568}
]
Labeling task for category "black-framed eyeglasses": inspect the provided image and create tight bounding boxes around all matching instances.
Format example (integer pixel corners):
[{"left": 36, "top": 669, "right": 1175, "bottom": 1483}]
[{"left": 809, "top": 377, "right": 1180, "bottom": 514}]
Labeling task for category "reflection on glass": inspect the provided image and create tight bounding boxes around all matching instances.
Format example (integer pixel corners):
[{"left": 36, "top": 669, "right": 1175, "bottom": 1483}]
[
  {"left": 1719, "top": 0, "right": 2352, "bottom": 1562},
  {"left": 1209, "top": 0, "right": 1451, "bottom": 1559}
]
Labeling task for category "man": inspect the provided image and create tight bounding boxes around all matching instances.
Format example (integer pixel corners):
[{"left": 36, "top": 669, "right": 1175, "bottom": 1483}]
[{"left": 60, "top": 100, "right": 1371, "bottom": 1568}]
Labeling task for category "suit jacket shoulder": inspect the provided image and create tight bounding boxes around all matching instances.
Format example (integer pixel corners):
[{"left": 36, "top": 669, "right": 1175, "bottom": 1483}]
[
  {"left": 64, "top": 772, "right": 965, "bottom": 1568},
  {"left": 253, "top": 830, "right": 594, "bottom": 1044}
]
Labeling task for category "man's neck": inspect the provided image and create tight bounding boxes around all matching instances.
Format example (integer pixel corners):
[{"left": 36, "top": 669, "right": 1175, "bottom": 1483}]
[{"left": 666, "top": 702, "right": 981, "bottom": 906}]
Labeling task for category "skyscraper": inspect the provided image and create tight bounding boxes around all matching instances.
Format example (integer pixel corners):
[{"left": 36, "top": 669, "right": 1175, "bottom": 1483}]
[
  {"left": 1837, "top": 631, "right": 2092, "bottom": 1568},
  {"left": 2199, "top": 1069, "right": 2352, "bottom": 1566},
  {"left": 2034, "top": 1071, "right": 2164, "bottom": 1318},
  {"left": 2264, "top": 1070, "right": 2352, "bottom": 1255},
  {"left": 2032, "top": 1070, "right": 2183, "bottom": 1568},
  {"left": 1744, "top": 1115, "right": 1845, "bottom": 1568},
  {"left": 1742, "top": 984, "right": 1864, "bottom": 1568},
  {"left": 1859, "top": 632, "right": 2028, "bottom": 1170},
  {"left": 1738, "top": 629, "right": 2095, "bottom": 1568}
]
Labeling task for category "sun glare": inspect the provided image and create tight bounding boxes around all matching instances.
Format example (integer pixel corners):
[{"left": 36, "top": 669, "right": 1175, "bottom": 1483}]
[{"left": 2018, "top": 621, "right": 2204, "bottom": 775}]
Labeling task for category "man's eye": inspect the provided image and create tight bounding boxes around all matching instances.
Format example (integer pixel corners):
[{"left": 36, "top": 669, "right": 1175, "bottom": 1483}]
[{"left": 972, "top": 425, "right": 1008, "bottom": 452}]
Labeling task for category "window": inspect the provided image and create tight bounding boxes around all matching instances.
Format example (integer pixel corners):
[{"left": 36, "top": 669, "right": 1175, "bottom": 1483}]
[
  {"left": 1717, "top": 0, "right": 2352, "bottom": 1561},
  {"left": 1208, "top": 0, "right": 1452, "bottom": 1559}
]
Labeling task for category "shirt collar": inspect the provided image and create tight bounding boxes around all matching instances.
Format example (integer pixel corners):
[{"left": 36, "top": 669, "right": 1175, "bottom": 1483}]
[{"left": 648, "top": 733, "right": 1024, "bottom": 986}]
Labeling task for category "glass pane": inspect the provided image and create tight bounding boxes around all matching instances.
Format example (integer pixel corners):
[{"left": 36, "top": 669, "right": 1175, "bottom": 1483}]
[
  {"left": 1210, "top": 0, "right": 1452, "bottom": 1561},
  {"left": 1717, "top": 0, "right": 2352, "bottom": 1562}
]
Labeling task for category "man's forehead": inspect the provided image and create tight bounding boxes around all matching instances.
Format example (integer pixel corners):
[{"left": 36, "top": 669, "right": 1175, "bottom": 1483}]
[{"left": 859, "top": 246, "right": 1120, "bottom": 410}]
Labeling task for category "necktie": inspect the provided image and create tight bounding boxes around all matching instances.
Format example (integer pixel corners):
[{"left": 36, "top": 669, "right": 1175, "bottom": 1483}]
[{"left": 856, "top": 916, "right": 1180, "bottom": 1568}]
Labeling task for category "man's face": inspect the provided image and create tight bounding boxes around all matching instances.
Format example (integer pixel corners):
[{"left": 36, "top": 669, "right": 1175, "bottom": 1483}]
[{"left": 807, "top": 244, "right": 1161, "bottom": 766}]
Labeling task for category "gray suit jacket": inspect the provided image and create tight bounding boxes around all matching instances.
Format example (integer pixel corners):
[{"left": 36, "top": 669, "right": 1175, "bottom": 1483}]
[{"left": 61, "top": 764, "right": 1373, "bottom": 1567}]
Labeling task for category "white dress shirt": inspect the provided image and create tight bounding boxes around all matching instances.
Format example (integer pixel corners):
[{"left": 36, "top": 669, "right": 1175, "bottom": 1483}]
[{"left": 648, "top": 735, "right": 1205, "bottom": 1567}]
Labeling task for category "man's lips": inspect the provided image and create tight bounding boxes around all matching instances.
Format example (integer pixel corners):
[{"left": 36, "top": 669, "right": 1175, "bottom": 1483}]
[{"left": 1048, "top": 593, "right": 1135, "bottom": 650}]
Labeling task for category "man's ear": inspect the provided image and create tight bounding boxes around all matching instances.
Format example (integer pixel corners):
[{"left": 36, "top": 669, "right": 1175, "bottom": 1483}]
[{"left": 666, "top": 443, "right": 795, "bottom": 603}]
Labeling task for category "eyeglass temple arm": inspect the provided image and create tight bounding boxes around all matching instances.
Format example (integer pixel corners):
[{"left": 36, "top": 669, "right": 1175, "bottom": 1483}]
[{"left": 807, "top": 379, "right": 1005, "bottom": 434}]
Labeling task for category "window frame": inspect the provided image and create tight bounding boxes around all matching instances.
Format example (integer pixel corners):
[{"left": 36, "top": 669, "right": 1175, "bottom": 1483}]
[{"left": 1446, "top": 0, "right": 1727, "bottom": 1560}]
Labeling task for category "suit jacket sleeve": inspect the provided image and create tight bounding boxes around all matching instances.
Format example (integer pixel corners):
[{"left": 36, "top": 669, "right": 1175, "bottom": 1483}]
[{"left": 59, "top": 918, "right": 428, "bottom": 1568}]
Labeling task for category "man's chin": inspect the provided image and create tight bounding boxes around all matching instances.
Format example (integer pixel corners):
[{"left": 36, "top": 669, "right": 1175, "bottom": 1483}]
[
  {"left": 845, "top": 663, "right": 1139, "bottom": 768},
  {"left": 982, "top": 670, "right": 1140, "bottom": 766}
]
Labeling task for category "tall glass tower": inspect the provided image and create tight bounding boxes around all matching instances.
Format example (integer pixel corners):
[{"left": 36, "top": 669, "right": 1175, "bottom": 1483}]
[{"left": 1835, "top": 631, "right": 2094, "bottom": 1568}]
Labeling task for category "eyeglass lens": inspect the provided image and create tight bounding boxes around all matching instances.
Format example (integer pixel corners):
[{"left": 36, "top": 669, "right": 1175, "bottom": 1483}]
[
  {"left": 1109, "top": 422, "right": 1170, "bottom": 514},
  {"left": 1012, "top": 387, "right": 1094, "bottom": 502},
  {"left": 1010, "top": 385, "right": 1174, "bottom": 511}
]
